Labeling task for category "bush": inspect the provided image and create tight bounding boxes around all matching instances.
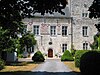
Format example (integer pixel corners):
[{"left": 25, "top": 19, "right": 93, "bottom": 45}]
[
  {"left": 32, "top": 51, "right": 45, "bottom": 62},
  {"left": 74, "top": 50, "right": 89, "bottom": 67},
  {"left": 61, "top": 50, "right": 74, "bottom": 61},
  {"left": 0, "top": 59, "right": 5, "bottom": 70},
  {"left": 80, "top": 51, "right": 100, "bottom": 75},
  {"left": 71, "top": 49, "right": 76, "bottom": 57}
]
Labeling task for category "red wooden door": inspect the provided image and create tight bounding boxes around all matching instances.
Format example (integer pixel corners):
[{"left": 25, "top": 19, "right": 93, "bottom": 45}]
[{"left": 48, "top": 49, "right": 53, "bottom": 57}]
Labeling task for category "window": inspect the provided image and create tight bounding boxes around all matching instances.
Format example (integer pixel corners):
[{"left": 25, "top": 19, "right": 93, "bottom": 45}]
[
  {"left": 82, "top": 26, "right": 88, "bottom": 37},
  {"left": 33, "top": 25, "right": 39, "bottom": 35},
  {"left": 82, "top": 8, "right": 88, "bottom": 18},
  {"left": 82, "top": 13, "right": 88, "bottom": 17},
  {"left": 62, "top": 26, "right": 67, "bottom": 36},
  {"left": 62, "top": 44, "right": 67, "bottom": 52},
  {"left": 83, "top": 42, "right": 88, "bottom": 50},
  {"left": 27, "top": 46, "right": 34, "bottom": 53},
  {"left": 50, "top": 26, "right": 56, "bottom": 36}
]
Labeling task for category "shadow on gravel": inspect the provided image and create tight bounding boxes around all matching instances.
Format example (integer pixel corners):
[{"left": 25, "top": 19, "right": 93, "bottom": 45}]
[{"left": 0, "top": 71, "right": 80, "bottom": 75}]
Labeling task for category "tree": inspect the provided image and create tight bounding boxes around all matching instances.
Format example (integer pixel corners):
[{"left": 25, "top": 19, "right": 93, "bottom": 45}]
[
  {"left": 19, "top": 32, "right": 36, "bottom": 52},
  {"left": 88, "top": 0, "right": 100, "bottom": 19},
  {"left": 88, "top": 0, "right": 100, "bottom": 32},
  {"left": 0, "top": 27, "right": 16, "bottom": 58}
]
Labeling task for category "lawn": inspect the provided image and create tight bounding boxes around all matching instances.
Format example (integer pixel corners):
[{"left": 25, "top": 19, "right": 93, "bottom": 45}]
[
  {"left": 0, "top": 62, "right": 38, "bottom": 72},
  {"left": 64, "top": 61, "right": 80, "bottom": 72}
]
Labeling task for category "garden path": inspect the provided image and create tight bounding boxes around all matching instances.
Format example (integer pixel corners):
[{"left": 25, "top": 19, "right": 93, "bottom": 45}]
[{"left": 31, "top": 59, "right": 78, "bottom": 75}]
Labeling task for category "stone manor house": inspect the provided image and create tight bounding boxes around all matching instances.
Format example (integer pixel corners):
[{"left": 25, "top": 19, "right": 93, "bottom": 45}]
[{"left": 23, "top": 0, "right": 98, "bottom": 58}]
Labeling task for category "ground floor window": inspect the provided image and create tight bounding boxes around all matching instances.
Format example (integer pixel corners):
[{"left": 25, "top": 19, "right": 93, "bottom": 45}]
[
  {"left": 62, "top": 44, "right": 67, "bottom": 52},
  {"left": 83, "top": 42, "right": 88, "bottom": 50},
  {"left": 27, "top": 46, "right": 34, "bottom": 53}
]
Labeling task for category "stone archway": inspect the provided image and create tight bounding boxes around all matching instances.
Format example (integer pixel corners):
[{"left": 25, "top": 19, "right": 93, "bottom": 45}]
[{"left": 48, "top": 48, "right": 53, "bottom": 58}]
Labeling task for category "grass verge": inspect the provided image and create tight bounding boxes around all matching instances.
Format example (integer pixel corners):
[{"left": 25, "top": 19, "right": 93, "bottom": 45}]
[
  {"left": 0, "top": 62, "right": 38, "bottom": 72},
  {"left": 64, "top": 61, "right": 80, "bottom": 72}
]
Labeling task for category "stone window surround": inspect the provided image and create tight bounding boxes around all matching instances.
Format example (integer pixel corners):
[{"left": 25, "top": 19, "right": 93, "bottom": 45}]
[
  {"left": 82, "top": 26, "right": 88, "bottom": 37},
  {"left": 83, "top": 42, "right": 88, "bottom": 50},
  {"left": 62, "top": 44, "right": 67, "bottom": 52},
  {"left": 33, "top": 25, "right": 40, "bottom": 36}
]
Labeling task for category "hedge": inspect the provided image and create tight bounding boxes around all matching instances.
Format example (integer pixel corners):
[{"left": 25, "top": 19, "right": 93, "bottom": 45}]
[
  {"left": 32, "top": 51, "right": 45, "bottom": 62},
  {"left": 74, "top": 50, "right": 89, "bottom": 67},
  {"left": 80, "top": 51, "right": 100, "bottom": 75},
  {"left": 61, "top": 50, "right": 74, "bottom": 61},
  {"left": 0, "top": 59, "right": 5, "bottom": 70}
]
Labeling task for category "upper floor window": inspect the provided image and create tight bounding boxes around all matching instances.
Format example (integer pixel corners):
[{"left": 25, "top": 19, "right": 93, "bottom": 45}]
[
  {"left": 33, "top": 25, "right": 39, "bottom": 35},
  {"left": 82, "top": 13, "right": 88, "bottom": 17},
  {"left": 82, "top": 8, "right": 88, "bottom": 18},
  {"left": 62, "top": 26, "right": 67, "bottom": 36},
  {"left": 50, "top": 26, "right": 56, "bottom": 36},
  {"left": 62, "top": 44, "right": 67, "bottom": 52},
  {"left": 83, "top": 42, "right": 88, "bottom": 50},
  {"left": 82, "top": 26, "right": 88, "bottom": 37}
]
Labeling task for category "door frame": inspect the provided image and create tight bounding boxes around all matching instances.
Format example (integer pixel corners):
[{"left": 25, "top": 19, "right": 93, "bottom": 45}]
[{"left": 48, "top": 48, "right": 53, "bottom": 58}]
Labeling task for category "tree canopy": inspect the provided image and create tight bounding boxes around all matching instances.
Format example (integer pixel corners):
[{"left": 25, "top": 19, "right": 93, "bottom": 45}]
[
  {"left": 0, "top": 0, "right": 68, "bottom": 38},
  {"left": 88, "top": 0, "right": 100, "bottom": 19}
]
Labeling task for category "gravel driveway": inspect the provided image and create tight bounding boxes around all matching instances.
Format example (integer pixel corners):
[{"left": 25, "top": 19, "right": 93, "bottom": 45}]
[{"left": 31, "top": 59, "right": 77, "bottom": 75}]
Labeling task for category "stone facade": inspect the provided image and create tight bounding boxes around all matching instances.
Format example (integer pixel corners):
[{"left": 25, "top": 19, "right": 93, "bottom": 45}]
[{"left": 23, "top": 0, "right": 98, "bottom": 58}]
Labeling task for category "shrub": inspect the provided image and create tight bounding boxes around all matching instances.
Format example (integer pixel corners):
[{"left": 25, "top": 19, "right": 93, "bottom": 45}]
[
  {"left": 32, "top": 51, "right": 45, "bottom": 62},
  {"left": 61, "top": 50, "right": 74, "bottom": 61},
  {"left": 71, "top": 49, "right": 76, "bottom": 57},
  {"left": 0, "top": 59, "right": 5, "bottom": 70},
  {"left": 74, "top": 50, "right": 89, "bottom": 67},
  {"left": 80, "top": 51, "right": 100, "bottom": 75}
]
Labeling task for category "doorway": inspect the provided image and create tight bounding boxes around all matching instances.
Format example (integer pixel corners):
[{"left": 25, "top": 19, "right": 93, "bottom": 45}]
[{"left": 48, "top": 49, "right": 53, "bottom": 57}]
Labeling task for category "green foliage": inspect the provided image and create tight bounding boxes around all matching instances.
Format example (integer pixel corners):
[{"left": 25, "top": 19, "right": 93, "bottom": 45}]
[
  {"left": 0, "top": 59, "right": 5, "bottom": 70},
  {"left": 32, "top": 51, "right": 45, "bottom": 62},
  {"left": 74, "top": 50, "right": 89, "bottom": 67},
  {"left": 20, "top": 32, "right": 36, "bottom": 51},
  {"left": 71, "top": 49, "right": 76, "bottom": 57},
  {"left": 89, "top": 0, "right": 100, "bottom": 19},
  {"left": 80, "top": 51, "right": 100, "bottom": 75},
  {"left": 18, "top": 54, "right": 23, "bottom": 58},
  {"left": 89, "top": 0, "right": 100, "bottom": 32},
  {"left": 90, "top": 33, "right": 100, "bottom": 50},
  {"left": 61, "top": 50, "right": 74, "bottom": 61},
  {"left": 0, "top": 27, "right": 17, "bottom": 54}
]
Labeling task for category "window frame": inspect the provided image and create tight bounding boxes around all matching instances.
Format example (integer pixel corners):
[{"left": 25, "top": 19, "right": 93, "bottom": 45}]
[
  {"left": 83, "top": 42, "right": 88, "bottom": 50},
  {"left": 82, "top": 26, "right": 88, "bottom": 37},
  {"left": 62, "top": 26, "right": 68, "bottom": 37},
  {"left": 62, "top": 44, "right": 67, "bottom": 52},
  {"left": 33, "top": 25, "right": 40, "bottom": 36},
  {"left": 50, "top": 26, "right": 56, "bottom": 36}
]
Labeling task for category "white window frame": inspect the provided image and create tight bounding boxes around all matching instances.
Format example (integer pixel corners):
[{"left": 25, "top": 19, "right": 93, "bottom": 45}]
[
  {"left": 82, "top": 26, "right": 88, "bottom": 37},
  {"left": 62, "top": 26, "right": 67, "bottom": 36},
  {"left": 50, "top": 26, "right": 56, "bottom": 36},
  {"left": 82, "top": 13, "right": 88, "bottom": 17},
  {"left": 62, "top": 44, "right": 67, "bottom": 52},
  {"left": 33, "top": 25, "right": 40, "bottom": 35},
  {"left": 82, "top": 8, "right": 89, "bottom": 18},
  {"left": 83, "top": 42, "right": 88, "bottom": 50}
]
